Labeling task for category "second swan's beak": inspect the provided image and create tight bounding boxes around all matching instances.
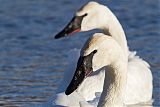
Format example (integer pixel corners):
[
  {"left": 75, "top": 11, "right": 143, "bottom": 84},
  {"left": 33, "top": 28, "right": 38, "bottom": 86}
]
[
  {"left": 65, "top": 50, "right": 97, "bottom": 95},
  {"left": 54, "top": 14, "right": 87, "bottom": 39}
]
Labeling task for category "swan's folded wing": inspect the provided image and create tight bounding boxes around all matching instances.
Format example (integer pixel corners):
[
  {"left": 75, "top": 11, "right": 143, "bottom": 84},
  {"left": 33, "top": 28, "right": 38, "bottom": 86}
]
[
  {"left": 53, "top": 92, "right": 86, "bottom": 107},
  {"left": 125, "top": 51, "right": 152, "bottom": 104}
]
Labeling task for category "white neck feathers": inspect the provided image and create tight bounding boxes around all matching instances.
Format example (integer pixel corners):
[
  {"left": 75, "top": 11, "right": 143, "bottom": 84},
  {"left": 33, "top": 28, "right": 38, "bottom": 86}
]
[
  {"left": 98, "top": 61, "right": 127, "bottom": 107},
  {"left": 102, "top": 6, "right": 128, "bottom": 57}
]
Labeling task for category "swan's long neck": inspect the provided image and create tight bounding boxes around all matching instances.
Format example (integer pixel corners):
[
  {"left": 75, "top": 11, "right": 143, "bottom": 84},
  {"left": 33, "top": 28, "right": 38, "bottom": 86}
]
[
  {"left": 102, "top": 8, "right": 128, "bottom": 57},
  {"left": 98, "top": 61, "right": 127, "bottom": 107},
  {"left": 97, "top": 7, "right": 128, "bottom": 106}
]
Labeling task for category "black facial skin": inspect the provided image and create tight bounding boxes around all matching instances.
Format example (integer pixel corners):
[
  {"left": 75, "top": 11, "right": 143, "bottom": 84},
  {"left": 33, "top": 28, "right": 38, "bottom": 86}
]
[
  {"left": 65, "top": 50, "right": 97, "bottom": 95},
  {"left": 54, "top": 14, "right": 87, "bottom": 39}
]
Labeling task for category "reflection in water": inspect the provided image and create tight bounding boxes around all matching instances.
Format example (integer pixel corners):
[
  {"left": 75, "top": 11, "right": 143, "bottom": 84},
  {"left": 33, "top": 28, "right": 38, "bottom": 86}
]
[{"left": 0, "top": 0, "right": 159, "bottom": 106}]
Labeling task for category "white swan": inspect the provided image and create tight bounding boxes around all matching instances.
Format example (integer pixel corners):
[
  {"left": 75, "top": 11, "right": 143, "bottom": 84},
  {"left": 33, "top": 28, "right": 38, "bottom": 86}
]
[
  {"left": 53, "top": 1, "right": 153, "bottom": 106},
  {"left": 66, "top": 33, "right": 128, "bottom": 107}
]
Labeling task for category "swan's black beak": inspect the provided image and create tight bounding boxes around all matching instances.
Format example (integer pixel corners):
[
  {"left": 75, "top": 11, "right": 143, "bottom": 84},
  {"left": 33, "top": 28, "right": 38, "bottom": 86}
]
[
  {"left": 54, "top": 14, "right": 87, "bottom": 39},
  {"left": 65, "top": 50, "right": 97, "bottom": 95}
]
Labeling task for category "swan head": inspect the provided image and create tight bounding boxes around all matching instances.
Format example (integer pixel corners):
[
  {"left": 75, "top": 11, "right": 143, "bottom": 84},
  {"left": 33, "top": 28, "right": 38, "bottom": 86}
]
[
  {"left": 76, "top": 2, "right": 110, "bottom": 31},
  {"left": 65, "top": 33, "right": 124, "bottom": 95},
  {"left": 55, "top": 1, "right": 111, "bottom": 39}
]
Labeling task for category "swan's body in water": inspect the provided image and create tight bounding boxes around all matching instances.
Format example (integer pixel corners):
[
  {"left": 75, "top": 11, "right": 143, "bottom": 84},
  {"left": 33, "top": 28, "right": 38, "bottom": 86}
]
[
  {"left": 53, "top": 1, "right": 153, "bottom": 107},
  {"left": 66, "top": 33, "right": 128, "bottom": 107}
]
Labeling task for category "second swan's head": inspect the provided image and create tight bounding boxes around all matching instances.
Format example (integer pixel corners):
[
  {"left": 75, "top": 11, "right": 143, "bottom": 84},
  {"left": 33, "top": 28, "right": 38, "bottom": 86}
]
[
  {"left": 65, "top": 33, "right": 124, "bottom": 95},
  {"left": 55, "top": 1, "right": 112, "bottom": 39}
]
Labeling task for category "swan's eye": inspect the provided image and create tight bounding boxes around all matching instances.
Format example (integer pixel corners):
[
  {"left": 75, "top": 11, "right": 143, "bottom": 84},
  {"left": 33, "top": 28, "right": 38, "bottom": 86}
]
[
  {"left": 93, "top": 50, "right": 97, "bottom": 54},
  {"left": 84, "top": 13, "right": 88, "bottom": 16},
  {"left": 82, "top": 13, "right": 88, "bottom": 17}
]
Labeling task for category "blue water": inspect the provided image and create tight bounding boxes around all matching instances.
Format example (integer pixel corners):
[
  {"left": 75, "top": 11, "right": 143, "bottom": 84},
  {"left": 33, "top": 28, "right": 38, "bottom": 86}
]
[{"left": 0, "top": 0, "right": 159, "bottom": 106}]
